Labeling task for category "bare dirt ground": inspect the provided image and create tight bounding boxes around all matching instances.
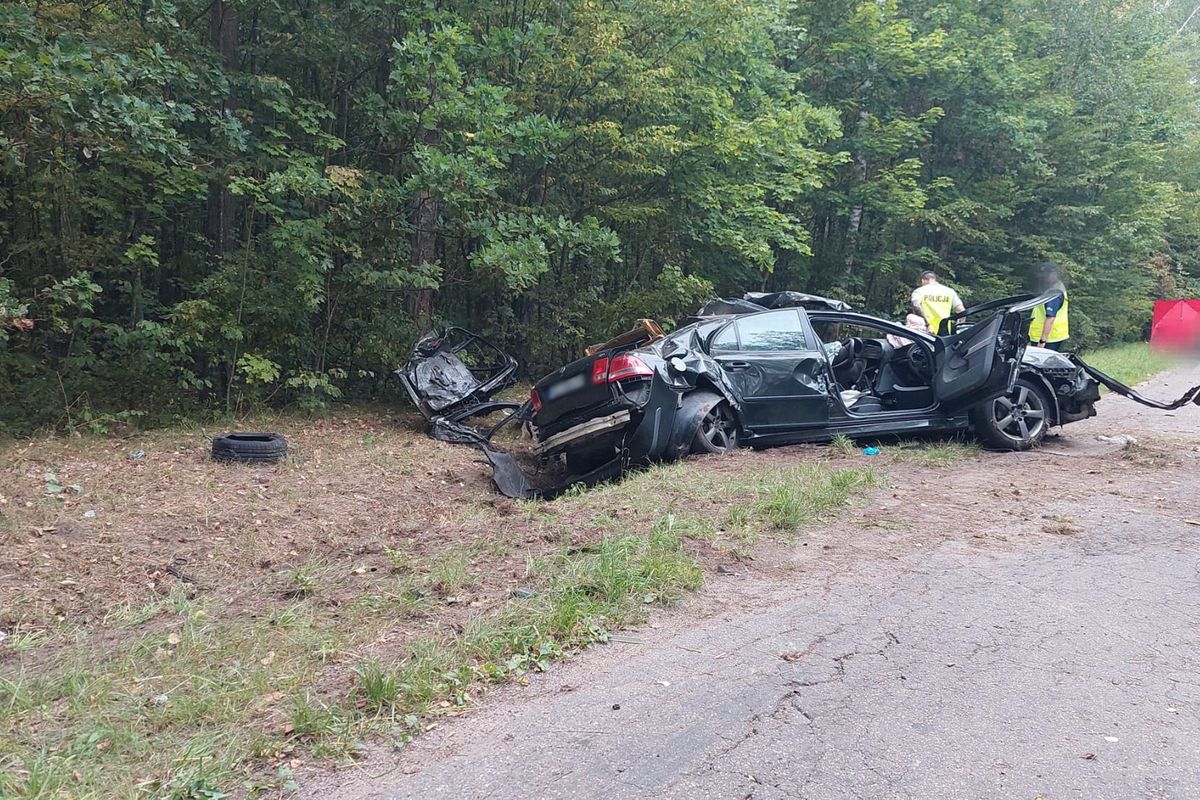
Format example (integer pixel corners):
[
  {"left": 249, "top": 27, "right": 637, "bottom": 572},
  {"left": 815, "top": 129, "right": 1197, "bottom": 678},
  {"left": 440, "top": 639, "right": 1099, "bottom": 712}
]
[
  {"left": 0, "top": 412, "right": 855, "bottom": 641},
  {"left": 0, "top": 403, "right": 888, "bottom": 795},
  {"left": 307, "top": 363, "right": 1200, "bottom": 800}
]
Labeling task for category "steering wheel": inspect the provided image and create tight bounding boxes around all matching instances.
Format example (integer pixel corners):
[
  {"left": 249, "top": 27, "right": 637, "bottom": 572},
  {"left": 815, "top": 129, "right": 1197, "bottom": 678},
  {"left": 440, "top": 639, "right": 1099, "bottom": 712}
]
[
  {"left": 830, "top": 337, "right": 861, "bottom": 368},
  {"left": 903, "top": 343, "right": 934, "bottom": 380}
]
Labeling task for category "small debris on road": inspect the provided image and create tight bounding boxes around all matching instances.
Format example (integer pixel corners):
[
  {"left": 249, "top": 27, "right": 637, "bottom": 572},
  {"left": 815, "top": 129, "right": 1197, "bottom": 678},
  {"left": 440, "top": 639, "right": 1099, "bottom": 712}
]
[
  {"left": 163, "top": 560, "right": 197, "bottom": 585},
  {"left": 1081, "top": 752, "right": 1096, "bottom": 760},
  {"left": 611, "top": 703, "right": 621, "bottom": 711},
  {"left": 1098, "top": 434, "right": 1138, "bottom": 446}
]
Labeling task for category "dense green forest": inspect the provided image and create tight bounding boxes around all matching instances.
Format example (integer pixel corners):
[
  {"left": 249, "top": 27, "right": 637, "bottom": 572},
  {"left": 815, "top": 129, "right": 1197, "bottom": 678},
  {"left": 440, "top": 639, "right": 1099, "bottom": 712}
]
[{"left": 2, "top": 0, "right": 1199, "bottom": 431}]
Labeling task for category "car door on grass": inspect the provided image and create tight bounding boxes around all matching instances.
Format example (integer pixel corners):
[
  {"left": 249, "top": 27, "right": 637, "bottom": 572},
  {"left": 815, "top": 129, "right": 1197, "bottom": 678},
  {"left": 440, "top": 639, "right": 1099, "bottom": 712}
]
[
  {"left": 933, "top": 310, "right": 1026, "bottom": 409},
  {"left": 709, "top": 309, "right": 829, "bottom": 431}
]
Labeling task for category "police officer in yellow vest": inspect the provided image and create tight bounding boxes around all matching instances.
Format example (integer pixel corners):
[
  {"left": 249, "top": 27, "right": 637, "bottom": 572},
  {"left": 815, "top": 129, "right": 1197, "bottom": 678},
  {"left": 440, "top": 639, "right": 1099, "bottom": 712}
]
[
  {"left": 1029, "top": 262, "right": 1069, "bottom": 351},
  {"left": 911, "top": 270, "right": 966, "bottom": 335}
]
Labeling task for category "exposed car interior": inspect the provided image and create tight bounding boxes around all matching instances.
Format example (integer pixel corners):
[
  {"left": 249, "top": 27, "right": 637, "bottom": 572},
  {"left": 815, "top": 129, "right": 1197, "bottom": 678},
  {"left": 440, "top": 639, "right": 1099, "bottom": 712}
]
[{"left": 812, "top": 321, "right": 937, "bottom": 413}]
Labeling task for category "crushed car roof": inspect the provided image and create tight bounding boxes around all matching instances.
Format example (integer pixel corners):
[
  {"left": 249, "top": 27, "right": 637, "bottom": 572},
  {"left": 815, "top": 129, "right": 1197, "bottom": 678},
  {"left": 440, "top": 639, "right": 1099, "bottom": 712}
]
[{"left": 692, "top": 291, "right": 852, "bottom": 319}]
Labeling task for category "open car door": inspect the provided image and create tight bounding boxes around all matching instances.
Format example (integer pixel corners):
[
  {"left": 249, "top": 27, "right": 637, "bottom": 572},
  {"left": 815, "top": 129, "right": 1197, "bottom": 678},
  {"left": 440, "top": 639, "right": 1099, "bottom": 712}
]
[{"left": 933, "top": 309, "right": 1027, "bottom": 410}]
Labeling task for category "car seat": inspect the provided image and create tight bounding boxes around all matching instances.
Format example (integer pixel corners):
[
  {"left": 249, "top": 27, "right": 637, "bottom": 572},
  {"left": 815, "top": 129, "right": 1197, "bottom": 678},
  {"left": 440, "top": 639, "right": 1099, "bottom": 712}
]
[
  {"left": 840, "top": 389, "right": 884, "bottom": 413},
  {"left": 886, "top": 385, "right": 934, "bottom": 410}
]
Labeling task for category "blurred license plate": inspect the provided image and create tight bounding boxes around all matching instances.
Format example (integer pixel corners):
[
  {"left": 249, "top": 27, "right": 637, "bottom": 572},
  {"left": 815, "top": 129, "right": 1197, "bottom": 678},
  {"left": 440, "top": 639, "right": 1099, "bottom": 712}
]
[{"left": 544, "top": 374, "right": 586, "bottom": 400}]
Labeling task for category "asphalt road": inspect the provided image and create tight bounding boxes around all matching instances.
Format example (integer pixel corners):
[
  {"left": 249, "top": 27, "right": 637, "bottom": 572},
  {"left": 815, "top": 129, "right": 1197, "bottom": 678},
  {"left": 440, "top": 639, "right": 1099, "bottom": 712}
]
[{"left": 315, "top": 363, "right": 1200, "bottom": 800}]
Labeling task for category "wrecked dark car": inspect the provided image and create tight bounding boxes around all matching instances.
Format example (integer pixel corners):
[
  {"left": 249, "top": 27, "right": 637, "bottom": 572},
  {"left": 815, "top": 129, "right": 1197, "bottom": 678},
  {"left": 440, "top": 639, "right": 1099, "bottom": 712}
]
[{"left": 401, "top": 292, "right": 1200, "bottom": 497}]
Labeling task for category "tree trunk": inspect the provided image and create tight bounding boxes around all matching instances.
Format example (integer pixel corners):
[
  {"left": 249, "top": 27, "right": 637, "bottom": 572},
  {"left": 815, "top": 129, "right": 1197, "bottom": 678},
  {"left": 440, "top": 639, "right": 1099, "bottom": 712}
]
[
  {"left": 406, "top": 182, "right": 438, "bottom": 330},
  {"left": 203, "top": 0, "right": 237, "bottom": 406},
  {"left": 843, "top": 111, "right": 870, "bottom": 287},
  {"left": 405, "top": 17, "right": 441, "bottom": 332},
  {"left": 205, "top": 0, "right": 238, "bottom": 261}
]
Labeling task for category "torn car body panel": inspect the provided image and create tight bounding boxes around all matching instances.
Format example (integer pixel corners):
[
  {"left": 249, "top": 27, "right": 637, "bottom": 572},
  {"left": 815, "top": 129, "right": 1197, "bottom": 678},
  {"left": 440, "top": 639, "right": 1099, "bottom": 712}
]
[
  {"left": 398, "top": 327, "right": 518, "bottom": 419},
  {"left": 1071, "top": 356, "right": 1200, "bottom": 410}
]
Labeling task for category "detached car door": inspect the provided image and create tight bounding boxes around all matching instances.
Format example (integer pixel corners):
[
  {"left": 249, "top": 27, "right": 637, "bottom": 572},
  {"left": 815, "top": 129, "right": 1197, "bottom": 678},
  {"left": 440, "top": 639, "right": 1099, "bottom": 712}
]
[
  {"left": 933, "top": 310, "right": 1027, "bottom": 409},
  {"left": 709, "top": 309, "right": 829, "bottom": 431}
]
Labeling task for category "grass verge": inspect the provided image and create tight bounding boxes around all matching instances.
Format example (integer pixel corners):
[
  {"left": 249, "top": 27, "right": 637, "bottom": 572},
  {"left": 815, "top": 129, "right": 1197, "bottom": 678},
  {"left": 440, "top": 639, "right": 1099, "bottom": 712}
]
[
  {"left": 1081, "top": 341, "right": 1172, "bottom": 387},
  {"left": 0, "top": 418, "right": 881, "bottom": 797},
  {"left": 0, "top": 527, "right": 704, "bottom": 799}
]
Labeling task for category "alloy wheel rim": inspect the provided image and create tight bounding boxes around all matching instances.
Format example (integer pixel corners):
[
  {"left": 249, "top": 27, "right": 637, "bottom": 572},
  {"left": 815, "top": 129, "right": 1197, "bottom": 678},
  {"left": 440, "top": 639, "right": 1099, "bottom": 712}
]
[
  {"left": 702, "top": 406, "right": 734, "bottom": 451},
  {"left": 992, "top": 384, "right": 1046, "bottom": 442}
]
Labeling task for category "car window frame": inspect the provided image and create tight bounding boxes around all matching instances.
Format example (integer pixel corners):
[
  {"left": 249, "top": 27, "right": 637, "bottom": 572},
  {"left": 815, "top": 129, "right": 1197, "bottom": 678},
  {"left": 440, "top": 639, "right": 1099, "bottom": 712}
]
[{"left": 709, "top": 309, "right": 814, "bottom": 354}]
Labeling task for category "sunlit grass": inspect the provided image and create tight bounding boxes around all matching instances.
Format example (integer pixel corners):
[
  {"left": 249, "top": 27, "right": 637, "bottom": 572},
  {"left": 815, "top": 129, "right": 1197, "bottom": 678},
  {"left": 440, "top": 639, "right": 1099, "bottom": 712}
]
[
  {"left": 887, "top": 438, "right": 980, "bottom": 467},
  {"left": 1082, "top": 341, "right": 1174, "bottom": 387},
  {"left": 755, "top": 465, "right": 879, "bottom": 530}
]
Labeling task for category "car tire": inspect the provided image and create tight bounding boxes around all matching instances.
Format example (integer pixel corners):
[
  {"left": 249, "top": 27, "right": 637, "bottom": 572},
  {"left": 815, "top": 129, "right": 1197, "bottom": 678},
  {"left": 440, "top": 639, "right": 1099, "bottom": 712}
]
[
  {"left": 212, "top": 432, "right": 288, "bottom": 463},
  {"left": 690, "top": 398, "right": 740, "bottom": 455},
  {"left": 971, "top": 378, "right": 1051, "bottom": 451}
]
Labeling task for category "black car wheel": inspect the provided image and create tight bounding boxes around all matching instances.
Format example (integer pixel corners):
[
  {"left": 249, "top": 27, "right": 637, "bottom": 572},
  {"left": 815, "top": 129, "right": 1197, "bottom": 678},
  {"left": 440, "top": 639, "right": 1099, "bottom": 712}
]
[
  {"left": 972, "top": 377, "right": 1051, "bottom": 451},
  {"left": 691, "top": 401, "right": 739, "bottom": 455}
]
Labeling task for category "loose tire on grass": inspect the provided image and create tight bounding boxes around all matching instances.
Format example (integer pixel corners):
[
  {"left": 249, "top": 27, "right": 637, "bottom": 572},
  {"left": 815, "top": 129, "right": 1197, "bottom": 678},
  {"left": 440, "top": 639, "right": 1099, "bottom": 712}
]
[{"left": 212, "top": 432, "right": 288, "bottom": 463}]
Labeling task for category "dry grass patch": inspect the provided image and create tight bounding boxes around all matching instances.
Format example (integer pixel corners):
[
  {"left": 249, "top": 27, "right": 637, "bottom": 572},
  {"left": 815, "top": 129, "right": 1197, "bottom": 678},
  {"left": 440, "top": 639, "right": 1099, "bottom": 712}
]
[{"left": 0, "top": 413, "right": 881, "bottom": 797}]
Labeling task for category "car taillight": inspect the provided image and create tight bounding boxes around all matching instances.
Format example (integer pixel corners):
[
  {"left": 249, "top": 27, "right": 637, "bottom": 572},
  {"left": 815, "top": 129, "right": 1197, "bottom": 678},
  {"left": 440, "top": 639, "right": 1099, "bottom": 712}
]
[
  {"left": 591, "top": 353, "right": 653, "bottom": 384},
  {"left": 607, "top": 353, "right": 654, "bottom": 381},
  {"left": 530, "top": 388, "right": 543, "bottom": 413},
  {"left": 591, "top": 356, "right": 610, "bottom": 384}
]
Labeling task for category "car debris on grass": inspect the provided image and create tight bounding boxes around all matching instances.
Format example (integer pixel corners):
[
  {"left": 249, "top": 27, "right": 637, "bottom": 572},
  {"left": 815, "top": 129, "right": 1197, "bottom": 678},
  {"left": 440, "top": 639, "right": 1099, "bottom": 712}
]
[{"left": 401, "top": 291, "right": 1200, "bottom": 498}]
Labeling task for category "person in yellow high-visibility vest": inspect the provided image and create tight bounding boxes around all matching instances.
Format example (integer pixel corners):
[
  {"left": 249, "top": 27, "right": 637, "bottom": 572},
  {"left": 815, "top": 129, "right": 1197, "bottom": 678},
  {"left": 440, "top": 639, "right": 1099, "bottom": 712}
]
[
  {"left": 911, "top": 270, "right": 966, "bottom": 335},
  {"left": 1029, "top": 262, "right": 1069, "bottom": 350}
]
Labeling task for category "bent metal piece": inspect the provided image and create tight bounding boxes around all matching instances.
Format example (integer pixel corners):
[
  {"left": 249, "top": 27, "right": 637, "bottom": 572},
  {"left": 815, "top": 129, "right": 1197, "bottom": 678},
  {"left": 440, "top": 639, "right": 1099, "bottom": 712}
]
[
  {"left": 1070, "top": 355, "right": 1200, "bottom": 410},
  {"left": 429, "top": 400, "right": 525, "bottom": 447},
  {"left": 403, "top": 326, "right": 636, "bottom": 500},
  {"left": 585, "top": 319, "right": 665, "bottom": 357},
  {"left": 398, "top": 327, "right": 518, "bottom": 419},
  {"left": 484, "top": 449, "right": 622, "bottom": 501}
]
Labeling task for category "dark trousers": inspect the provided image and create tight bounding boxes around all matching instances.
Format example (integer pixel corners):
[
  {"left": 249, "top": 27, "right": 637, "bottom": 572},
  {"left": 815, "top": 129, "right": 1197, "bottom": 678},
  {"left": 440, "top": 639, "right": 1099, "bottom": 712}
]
[{"left": 1042, "top": 340, "right": 1064, "bottom": 351}]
